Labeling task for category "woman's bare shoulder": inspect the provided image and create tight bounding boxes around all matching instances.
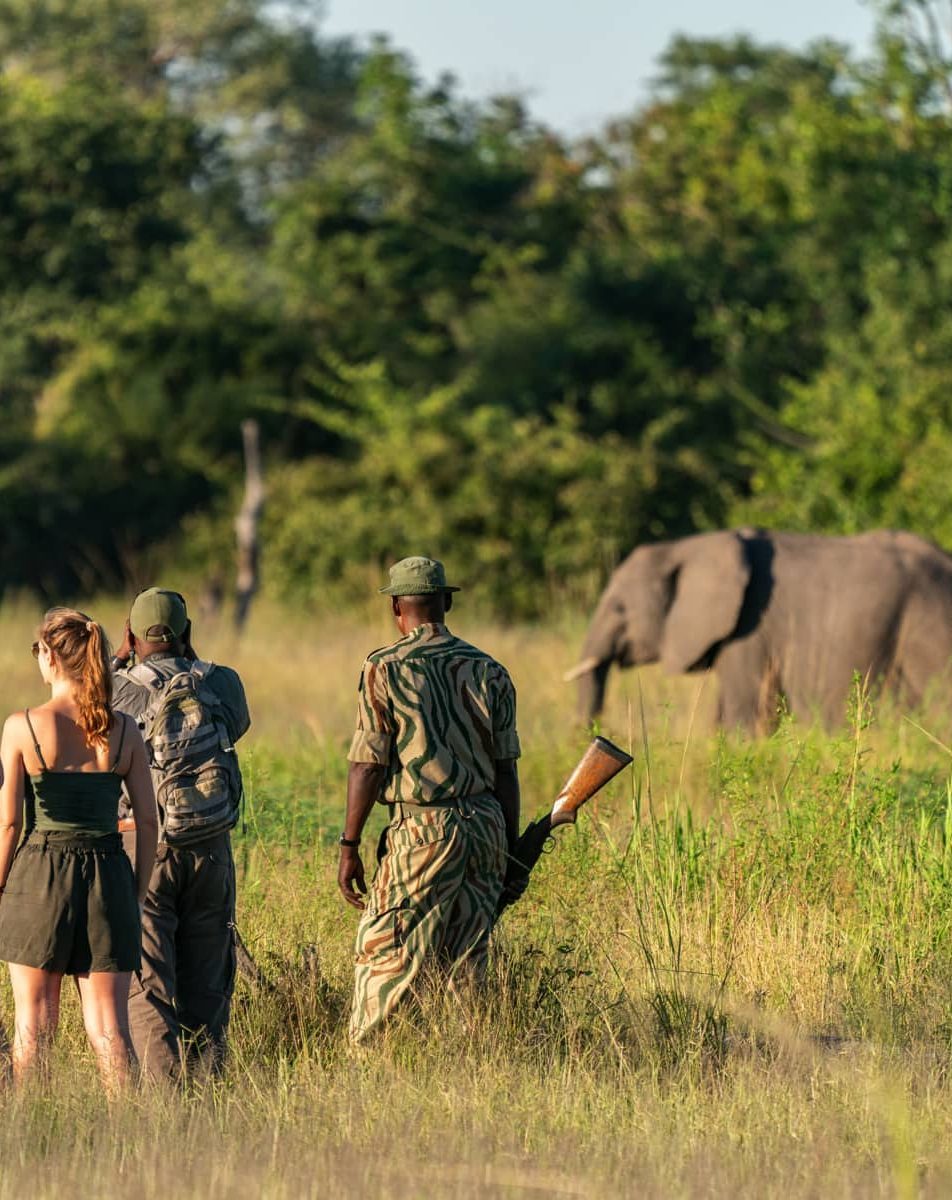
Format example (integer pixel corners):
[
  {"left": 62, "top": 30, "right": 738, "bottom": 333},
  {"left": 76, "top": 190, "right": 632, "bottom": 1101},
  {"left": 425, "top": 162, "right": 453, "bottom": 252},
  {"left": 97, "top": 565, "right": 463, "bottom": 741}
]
[
  {"left": 1, "top": 710, "right": 32, "bottom": 748},
  {"left": 8, "top": 701, "right": 59, "bottom": 736}
]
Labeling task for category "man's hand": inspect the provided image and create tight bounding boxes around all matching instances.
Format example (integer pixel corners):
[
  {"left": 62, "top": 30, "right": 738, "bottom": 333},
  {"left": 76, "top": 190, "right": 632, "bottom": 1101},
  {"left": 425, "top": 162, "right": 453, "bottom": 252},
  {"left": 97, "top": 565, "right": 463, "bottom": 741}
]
[
  {"left": 498, "top": 864, "right": 529, "bottom": 908},
  {"left": 338, "top": 761, "right": 385, "bottom": 909},
  {"left": 115, "top": 619, "right": 134, "bottom": 667},
  {"left": 338, "top": 846, "right": 367, "bottom": 910}
]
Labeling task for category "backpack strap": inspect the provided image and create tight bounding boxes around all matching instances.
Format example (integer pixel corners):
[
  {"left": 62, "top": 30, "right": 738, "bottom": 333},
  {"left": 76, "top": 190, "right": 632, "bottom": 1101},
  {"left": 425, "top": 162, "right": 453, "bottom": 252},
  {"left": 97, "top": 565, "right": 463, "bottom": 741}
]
[
  {"left": 187, "top": 662, "right": 233, "bottom": 753},
  {"left": 125, "top": 661, "right": 177, "bottom": 742},
  {"left": 126, "top": 661, "right": 167, "bottom": 689}
]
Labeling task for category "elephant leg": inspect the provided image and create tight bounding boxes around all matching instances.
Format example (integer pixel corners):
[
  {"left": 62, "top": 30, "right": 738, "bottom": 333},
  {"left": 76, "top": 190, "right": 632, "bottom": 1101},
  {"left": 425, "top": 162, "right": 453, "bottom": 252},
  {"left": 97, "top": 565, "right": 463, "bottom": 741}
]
[
  {"left": 715, "top": 687, "right": 759, "bottom": 734},
  {"left": 890, "top": 602, "right": 952, "bottom": 712},
  {"left": 786, "top": 646, "right": 891, "bottom": 730},
  {"left": 714, "top": 639, "right": 781, "bottom": 734}
]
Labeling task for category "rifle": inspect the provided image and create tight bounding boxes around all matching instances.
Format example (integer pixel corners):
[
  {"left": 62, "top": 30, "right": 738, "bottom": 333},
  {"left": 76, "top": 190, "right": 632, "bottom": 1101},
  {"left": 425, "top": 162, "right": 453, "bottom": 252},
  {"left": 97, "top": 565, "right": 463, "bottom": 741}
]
[{"left": 497, "top": 735, "right": 633, "bottom": 914}]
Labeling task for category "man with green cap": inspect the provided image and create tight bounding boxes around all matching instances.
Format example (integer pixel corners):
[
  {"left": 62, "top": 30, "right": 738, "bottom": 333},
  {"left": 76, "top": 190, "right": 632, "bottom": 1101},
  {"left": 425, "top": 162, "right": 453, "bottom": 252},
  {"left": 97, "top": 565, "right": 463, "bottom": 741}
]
[
  {"left": 339, "top": 556, "right": 522, "bottom": 1042},
  {"left": 111, "top": 587, "right": 250, "bottom": 1080}
]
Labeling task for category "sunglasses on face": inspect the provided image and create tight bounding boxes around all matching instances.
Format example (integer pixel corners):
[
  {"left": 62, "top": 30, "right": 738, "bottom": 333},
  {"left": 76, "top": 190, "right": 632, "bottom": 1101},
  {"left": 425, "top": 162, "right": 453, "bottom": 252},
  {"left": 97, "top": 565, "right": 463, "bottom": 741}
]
[{"left": 31, "top": 641, "right": 45, "bottom": 659}]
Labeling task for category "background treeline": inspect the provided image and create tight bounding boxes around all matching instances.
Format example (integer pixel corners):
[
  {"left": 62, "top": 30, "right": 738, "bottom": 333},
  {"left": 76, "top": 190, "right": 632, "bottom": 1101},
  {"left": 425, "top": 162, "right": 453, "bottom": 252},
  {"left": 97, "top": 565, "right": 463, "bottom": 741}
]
[{"left": 3, "top": 0, "right": 952, "bottom": 614}]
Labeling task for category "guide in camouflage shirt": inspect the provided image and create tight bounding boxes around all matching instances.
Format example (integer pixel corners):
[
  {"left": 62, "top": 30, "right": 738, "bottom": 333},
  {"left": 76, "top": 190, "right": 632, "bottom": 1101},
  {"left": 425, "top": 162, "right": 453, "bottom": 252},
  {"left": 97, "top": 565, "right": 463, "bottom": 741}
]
[{"left": 338, "top": 556, "right": 521, "bottom": 1043}]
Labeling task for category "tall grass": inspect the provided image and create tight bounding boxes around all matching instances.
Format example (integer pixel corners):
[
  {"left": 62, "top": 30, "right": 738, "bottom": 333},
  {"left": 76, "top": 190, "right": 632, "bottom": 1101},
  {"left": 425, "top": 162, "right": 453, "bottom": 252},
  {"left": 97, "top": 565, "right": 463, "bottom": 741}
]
[{"left": 0, "top": 598, "right": 951, "bottom": 1196}]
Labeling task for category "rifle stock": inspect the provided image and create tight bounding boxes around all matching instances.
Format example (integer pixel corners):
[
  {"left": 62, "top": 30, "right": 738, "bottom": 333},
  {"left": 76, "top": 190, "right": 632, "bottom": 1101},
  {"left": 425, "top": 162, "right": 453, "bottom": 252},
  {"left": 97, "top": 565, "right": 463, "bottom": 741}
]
[
  {"left": 550, "top": 735, "right": 633, "bottom": 822},
  {"left": 497, "top": 736, "right": 633, "bottom": 914}
]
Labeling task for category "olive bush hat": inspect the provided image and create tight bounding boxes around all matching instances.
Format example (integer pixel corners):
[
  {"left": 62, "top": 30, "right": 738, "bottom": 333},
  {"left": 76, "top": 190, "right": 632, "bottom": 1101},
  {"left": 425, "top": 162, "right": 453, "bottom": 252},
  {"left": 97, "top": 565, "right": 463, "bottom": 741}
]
[
  {"left": 130, "top": 587, "right": 188, "bottom": 642},
  {"left": 379, "top": 557, "right": 461, "bottom": 596}
]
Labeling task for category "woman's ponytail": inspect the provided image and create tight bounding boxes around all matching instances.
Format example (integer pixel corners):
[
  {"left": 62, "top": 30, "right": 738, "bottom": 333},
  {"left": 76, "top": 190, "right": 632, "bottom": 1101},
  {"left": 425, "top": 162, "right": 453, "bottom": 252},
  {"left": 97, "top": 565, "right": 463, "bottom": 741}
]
[
  {"left": 39, "top": 608, "right": 114, "bottom": 749},
  {"left": 79, "top": 619, "right": 113, "bottom": 748}
]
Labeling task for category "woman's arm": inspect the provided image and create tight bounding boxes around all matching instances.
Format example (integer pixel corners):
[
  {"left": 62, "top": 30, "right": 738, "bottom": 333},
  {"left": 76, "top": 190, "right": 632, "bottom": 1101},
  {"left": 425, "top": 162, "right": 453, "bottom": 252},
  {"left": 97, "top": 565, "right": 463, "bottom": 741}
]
[
  {"left": 119, "top": 718, "right": 159, "bottom": 904},
  {"left": 0, "top": 716, "right": 26, "bottom": 889}
]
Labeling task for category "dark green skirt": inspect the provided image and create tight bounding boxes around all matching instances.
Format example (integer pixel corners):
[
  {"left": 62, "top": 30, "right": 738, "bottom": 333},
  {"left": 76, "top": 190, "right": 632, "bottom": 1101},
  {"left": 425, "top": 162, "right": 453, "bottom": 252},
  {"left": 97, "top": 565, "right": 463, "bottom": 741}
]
[{"left": 0, "top": 832, "right": 140, "bottom": 974}]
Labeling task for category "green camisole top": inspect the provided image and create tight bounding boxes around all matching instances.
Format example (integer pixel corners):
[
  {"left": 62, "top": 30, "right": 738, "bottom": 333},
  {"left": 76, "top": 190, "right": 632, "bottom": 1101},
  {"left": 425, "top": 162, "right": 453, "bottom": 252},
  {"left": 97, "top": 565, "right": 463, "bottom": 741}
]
[{"left": 24, "top": 710, "right": 125, "bottom": 837}]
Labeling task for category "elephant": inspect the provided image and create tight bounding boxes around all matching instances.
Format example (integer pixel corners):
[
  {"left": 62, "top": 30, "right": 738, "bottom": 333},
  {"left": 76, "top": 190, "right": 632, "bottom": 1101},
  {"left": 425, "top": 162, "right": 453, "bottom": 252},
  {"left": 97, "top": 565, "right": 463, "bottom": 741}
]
[{"left": 570, "top": 528, "right": 952, "bottom": 731}]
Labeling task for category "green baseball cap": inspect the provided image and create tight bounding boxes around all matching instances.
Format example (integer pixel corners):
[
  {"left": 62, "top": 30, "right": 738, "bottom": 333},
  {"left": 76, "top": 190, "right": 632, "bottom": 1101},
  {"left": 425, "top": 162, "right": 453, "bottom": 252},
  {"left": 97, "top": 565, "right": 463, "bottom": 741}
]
[
  {"left": 130, "top": 587, "right": 188, "bottom": 642},
  {"left": 379, "top": 556, "right": 461, "bottom": 596}
]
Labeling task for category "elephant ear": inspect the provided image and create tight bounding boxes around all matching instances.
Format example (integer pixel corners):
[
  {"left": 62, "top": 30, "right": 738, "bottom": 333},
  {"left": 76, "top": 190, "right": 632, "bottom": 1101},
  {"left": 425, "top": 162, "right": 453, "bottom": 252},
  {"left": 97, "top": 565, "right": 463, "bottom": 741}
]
[{"left": 659, "top": 532, "right": 751, "bottom": 674}]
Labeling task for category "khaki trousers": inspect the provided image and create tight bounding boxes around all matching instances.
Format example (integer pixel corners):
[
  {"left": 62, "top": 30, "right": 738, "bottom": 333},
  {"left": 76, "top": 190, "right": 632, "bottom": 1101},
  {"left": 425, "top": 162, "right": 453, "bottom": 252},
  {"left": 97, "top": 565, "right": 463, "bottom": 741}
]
[{"left": 128, "top": 832, "right": 236, "bottom": 1081}]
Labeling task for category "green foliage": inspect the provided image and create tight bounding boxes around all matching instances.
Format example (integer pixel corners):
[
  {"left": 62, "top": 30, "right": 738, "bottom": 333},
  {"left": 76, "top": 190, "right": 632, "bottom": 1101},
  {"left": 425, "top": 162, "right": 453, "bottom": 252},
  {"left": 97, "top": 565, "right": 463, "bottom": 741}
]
[
  {"left": 4, "top": 1, "right": 952, "bottom": 608},
  {"left": 262, "top": 362, "right": 659, "bottom": 615},
  {"left": 735, "top": 244, "right": 952, "bottom": 540}
]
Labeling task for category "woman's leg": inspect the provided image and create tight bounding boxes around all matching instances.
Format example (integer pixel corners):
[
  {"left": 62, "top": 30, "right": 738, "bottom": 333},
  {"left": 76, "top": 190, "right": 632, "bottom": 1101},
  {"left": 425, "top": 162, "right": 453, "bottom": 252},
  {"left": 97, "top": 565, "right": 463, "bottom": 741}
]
[
  {"left": 75, "top": 971, "right": 136, "bottom": 1092},
  {"left": 8, "top": 963, "right": 63, "bottom": 1083}
]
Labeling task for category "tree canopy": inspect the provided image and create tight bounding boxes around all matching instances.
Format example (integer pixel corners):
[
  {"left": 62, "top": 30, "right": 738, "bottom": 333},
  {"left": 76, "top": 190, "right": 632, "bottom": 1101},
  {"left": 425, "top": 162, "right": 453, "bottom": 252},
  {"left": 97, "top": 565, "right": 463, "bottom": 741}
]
[{"left": 2, "top": 0, "right": 951, "bottom": 613}]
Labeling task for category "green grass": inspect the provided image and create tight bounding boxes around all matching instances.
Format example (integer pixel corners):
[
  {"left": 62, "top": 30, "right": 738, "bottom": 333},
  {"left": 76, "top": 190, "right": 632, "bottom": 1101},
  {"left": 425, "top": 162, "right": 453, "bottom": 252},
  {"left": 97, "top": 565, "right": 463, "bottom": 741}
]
[{"left": 1, "top": 598, "right": 952, "bottom": 1195}]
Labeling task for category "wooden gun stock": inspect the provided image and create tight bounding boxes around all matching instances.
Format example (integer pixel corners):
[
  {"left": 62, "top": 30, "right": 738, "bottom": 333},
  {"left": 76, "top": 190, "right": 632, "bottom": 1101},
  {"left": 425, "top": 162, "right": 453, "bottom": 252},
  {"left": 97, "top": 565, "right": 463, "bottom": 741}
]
[
  {"left": 497, "top": 736, "right": 633, "bottom": 915},
  {"left": 550, "top": 736, "right": 634, "bottom": 824}
]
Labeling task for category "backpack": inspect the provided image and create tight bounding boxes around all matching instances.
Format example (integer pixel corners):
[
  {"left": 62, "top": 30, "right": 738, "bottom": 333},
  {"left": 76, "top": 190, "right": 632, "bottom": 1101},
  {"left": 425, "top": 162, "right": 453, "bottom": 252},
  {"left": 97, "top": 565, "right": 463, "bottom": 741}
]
[{"left": 126, "top": 659, "right": 243, "bottom": 845}]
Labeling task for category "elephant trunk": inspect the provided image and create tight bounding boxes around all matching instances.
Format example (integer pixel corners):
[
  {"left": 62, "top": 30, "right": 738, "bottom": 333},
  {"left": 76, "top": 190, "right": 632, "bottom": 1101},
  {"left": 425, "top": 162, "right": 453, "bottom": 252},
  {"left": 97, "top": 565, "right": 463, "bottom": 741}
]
[
  {"left": 576, "top": 658, "right": 612, "bottom": 723},
  {"left": 573, "top": 589, "right": 626, "bottom": 722}
]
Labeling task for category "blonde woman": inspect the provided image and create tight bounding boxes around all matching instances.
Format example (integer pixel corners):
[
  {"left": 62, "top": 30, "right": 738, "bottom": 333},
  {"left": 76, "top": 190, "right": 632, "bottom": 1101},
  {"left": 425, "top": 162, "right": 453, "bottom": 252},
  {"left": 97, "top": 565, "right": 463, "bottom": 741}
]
[{"left": 0, "top": 608, "right": 158, "bottom": 1086}]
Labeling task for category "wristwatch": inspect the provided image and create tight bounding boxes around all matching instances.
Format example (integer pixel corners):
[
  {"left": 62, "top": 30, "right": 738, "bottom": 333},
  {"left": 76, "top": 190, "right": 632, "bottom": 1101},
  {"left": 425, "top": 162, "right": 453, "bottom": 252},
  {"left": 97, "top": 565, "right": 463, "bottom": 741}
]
[{"left": 338, "top": 834, "right": 361, "bottom": 848}]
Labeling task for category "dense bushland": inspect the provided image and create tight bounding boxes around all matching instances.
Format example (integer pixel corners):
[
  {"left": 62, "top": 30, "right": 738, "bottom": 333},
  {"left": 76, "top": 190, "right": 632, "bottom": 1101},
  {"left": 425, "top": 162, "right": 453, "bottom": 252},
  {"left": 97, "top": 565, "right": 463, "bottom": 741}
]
[{"left": 4, "top": 2, "right": 952, "bottom": 612}]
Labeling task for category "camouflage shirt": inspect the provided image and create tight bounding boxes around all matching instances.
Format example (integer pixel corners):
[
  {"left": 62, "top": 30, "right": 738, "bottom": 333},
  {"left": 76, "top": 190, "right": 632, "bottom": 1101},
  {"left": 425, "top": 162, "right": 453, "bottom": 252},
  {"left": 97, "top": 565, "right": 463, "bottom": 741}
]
[{"left": 348, "top": 622, "right": 520, "bottom": 805}]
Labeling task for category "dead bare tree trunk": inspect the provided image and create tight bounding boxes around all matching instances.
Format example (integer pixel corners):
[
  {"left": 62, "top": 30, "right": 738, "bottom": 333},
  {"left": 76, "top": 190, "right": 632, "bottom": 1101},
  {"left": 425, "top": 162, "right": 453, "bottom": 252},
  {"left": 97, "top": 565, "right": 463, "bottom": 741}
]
[{"left": 235, "top": 418, "right": 265, "bottom": 633}]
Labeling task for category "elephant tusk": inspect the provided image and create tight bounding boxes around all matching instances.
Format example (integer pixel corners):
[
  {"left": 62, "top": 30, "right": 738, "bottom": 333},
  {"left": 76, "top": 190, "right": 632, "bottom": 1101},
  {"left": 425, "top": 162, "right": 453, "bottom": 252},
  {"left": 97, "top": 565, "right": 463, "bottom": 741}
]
[{"left": 563, "top": 657, "right": 600, "bottom": 683}]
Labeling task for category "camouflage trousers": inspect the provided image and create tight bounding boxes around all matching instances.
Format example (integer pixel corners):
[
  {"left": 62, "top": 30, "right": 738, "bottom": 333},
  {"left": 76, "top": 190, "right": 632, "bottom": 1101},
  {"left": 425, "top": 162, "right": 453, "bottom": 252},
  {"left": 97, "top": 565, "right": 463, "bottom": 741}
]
[{"left": 349, "top": 794, "right": 507, "bottom": 1043}]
